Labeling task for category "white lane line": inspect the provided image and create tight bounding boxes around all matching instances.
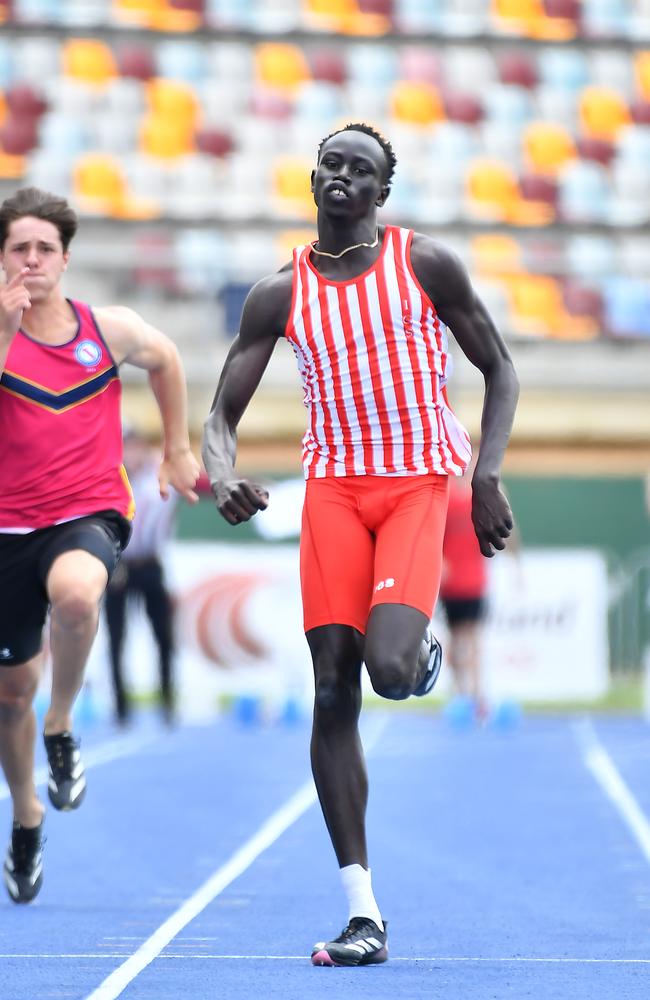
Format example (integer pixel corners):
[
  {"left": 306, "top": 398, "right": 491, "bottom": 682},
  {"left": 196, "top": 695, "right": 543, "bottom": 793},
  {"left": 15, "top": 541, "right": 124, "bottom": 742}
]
[
  {"left": 574, "top": 717, "right": 650, "bottom": 866},
  {"left": 81, "top": 714, "right": 389, "bottom": 1000},
  {"left": 2, "top": 954, "right": 649, "bottom": 965},
  {"left": 0, "top": 732, "right": 157, "bottom": 802}
]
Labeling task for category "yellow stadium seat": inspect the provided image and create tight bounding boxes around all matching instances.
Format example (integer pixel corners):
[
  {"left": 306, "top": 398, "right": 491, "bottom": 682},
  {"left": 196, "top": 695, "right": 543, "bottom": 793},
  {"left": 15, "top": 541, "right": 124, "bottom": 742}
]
[
  {"left": 305, "top": 0, "right": 355, "bottom": 15},
  {"left": 491, "top": 0, "right": 577, "bottom": 39},
  {"left": 635, "top": 51, "right": 650, "bottom": 101},
  {"left": 553, "top": 314, "right": 600, "bottom": 340},
  {"left": 0, "top": 151, "right": 26, "bottom": 179},
  {"left": 507, "top": 274, "right": 600, "bottom": 340},
  {"left": 508, "top": 199, "right": 555, "bottom": 227},
  {"left": 533, "top": 16, "right": 577, "bottom": 41},
  {"left": 304, "top": 0, "right": 389, "bottom": 34},
  {"left": 0, "top": 98, "right": 28, "bottom": 176},
  {"left": 507, "top": 273, "right": 566, "bottom": 337},
  {"left": 344, "top": 14, "right": 390, "bottom": 36},
  {"left": 523, "top": 121, "right": 575, "bottom": 175},
  {"left": 111, "top": 0, "right": 164, "bottom": 27},
  {"left": 471, "top": 234, "right": 523, "bottom": 278},
  {"left": 150, "top": 1, "right": 202, "bottom": 32},
  {"left": 465, "top": 159, "right": 520, "bottom": 222},
  {"left": 579, "top": 87, "right": 631, "bottom": 141},
  {"left": 391, "top": 81, "right": 444, "bottom": 126},
  {"left": 73, "top": 153, "right": 159, "bottom": 218},
  {"left": 73, "top": 153, "right": 126, "bottom": 213},
  {"left": 272, "top": 157, "right": 316, "bottom": 219},
  {"left": 491, "top": 0, "right": 543, "bottom": 33},
  {"left": 146, "top": 78, "right": 200, "bottom": 126},
  {"left": 255, "top": 43, "right": 310, "bottom": 93},
  {"left": 62, "top": 39, "right": 117, "bottom": 86},
  {"left": 139, "top": 114, "right": 195, "bottom": 159},
  {"left": 304, "top": 0, "right": 356, "bottom": 28}
]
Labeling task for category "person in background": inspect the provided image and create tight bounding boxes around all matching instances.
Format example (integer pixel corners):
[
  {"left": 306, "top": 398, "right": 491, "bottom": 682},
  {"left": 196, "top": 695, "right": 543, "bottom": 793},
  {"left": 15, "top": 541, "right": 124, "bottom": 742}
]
[
  {"left": 440, "top": 473, "right": 490, "bottom": 719},
  {"left": 0, "top": 186, "right": 199, "bottom": 905},
  {"left": 441, "top": 472, "right": 521, "bottom": 722},
  {"left": 104, "top": 426, "right": 178, "bottom": 726},
  {"left": 202, "top": 123, "right": 519, "bottom": 966}
]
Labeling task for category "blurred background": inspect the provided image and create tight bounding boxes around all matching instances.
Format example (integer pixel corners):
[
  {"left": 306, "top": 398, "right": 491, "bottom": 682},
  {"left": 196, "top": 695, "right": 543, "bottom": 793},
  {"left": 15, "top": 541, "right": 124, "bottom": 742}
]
[{"left": 1, "top": 0, "right": 648, "bottom": 720}]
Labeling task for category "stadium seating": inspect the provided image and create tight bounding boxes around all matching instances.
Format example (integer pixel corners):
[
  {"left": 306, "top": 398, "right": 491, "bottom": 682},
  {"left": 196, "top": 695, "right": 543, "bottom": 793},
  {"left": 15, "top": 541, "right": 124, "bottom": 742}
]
[
  {"left": 272, "top": 156, "right": 316, "bottom": 218},
  {"left": 465, "top": 159, "right": 520, "bottom": 222},
  {"left": 62, "top": 39, "right": 118, "bottom": 86},
  {"left": 603, "top": 276, "right": 650, "bottom": 337},
  {"left": 522, "top": 121, "right": 576, "bottom": 175},
  {"left": 390, "top": 80, "right": 445, "bottom": 126},
  {"left": 0, "top": 0, "right": 646, "bottom": 341},
  {"left": 579, "top": 86, "right": 631, "bottom": 139}
]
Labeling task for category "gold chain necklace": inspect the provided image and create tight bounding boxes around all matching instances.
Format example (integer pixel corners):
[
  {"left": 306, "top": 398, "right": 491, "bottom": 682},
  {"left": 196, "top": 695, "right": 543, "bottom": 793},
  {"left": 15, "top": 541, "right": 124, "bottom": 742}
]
[{"left": 310, "top": 232, "right": 379, "bottom": 259}]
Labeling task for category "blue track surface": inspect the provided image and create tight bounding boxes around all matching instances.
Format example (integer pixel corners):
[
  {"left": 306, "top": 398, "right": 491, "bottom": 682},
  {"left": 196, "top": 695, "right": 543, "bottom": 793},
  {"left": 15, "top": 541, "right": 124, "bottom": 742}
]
[{"left": 1, "top": 711, "right": 649, "bottom": 1000}]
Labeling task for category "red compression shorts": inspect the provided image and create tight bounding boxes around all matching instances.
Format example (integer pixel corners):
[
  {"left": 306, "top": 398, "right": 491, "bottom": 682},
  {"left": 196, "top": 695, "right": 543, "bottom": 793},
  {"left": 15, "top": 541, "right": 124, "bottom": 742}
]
[{"left": 300, "top": 474, "right": 450, "bottom": 634}]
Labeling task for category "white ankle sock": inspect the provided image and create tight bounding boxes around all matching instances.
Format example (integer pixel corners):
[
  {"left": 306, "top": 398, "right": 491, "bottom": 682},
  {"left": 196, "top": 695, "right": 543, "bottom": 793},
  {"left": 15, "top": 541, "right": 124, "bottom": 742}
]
[{"left": 340, "top": 863, "right": 384, "bottom": 931}]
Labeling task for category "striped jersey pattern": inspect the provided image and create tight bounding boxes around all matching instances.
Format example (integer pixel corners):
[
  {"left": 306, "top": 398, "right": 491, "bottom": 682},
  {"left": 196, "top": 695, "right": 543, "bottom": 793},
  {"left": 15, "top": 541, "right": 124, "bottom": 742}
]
[{"left": 285, "top": 225, "right": 471, "bottom": 480}]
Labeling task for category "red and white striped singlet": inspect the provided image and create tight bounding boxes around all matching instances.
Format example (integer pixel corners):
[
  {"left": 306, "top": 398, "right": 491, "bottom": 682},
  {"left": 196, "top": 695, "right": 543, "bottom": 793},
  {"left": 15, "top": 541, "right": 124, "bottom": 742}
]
[{"left": 285, "top": 225, "right": 472, "bottom": 480}]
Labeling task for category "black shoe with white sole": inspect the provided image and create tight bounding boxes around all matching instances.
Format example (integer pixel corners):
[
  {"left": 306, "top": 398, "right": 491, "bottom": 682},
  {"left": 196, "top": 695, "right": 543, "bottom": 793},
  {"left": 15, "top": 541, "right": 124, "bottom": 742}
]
[
  {"left": 413, "top": 628, "right": 443, "bottom": 697},
  {"left": 44, "top": 731, "right": 86, "bottom": 811},
  {"left": 311, "top": 917, "right": 388, "bottom": 967},
  {"left": 3, "top": 820, "right": 44, "bottom": 904}
]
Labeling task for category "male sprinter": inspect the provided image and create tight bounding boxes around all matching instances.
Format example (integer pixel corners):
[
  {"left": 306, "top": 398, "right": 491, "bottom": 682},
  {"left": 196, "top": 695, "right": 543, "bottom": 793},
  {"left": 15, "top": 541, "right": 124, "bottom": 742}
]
[
  {"left": 202, "top": 124, "right": 519, "bottom": 964},
  {"left": 0, "top": 187, "right": 199, "bottom": 903}
]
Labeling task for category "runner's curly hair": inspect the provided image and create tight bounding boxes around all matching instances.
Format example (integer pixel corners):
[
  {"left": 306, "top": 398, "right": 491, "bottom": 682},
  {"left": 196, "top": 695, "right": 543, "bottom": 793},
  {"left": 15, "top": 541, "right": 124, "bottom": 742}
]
[{"left": 317, "top": 123, "right": 397, "bottom": 188}]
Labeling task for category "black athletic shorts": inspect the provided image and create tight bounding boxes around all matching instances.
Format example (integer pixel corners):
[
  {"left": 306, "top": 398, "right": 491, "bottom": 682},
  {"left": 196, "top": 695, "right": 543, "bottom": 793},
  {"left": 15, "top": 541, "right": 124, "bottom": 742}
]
[
  {"left": 441, "top": 596, "right": 486, "bottom": 627},
  {"left": 0, "top": 510, "right": 131, "bottom": 667}
]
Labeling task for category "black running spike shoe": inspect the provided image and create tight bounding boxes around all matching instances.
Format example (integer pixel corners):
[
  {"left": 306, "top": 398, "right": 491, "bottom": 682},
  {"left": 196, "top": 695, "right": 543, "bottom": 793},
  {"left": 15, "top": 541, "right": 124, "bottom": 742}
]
[
  {"left": 311, "top": 917, "right": 388, "bottom": 967},
  {"left": 3, "top": 820, "right": 44, "bottom": 904},
  {"left": 44, "top": 731, "right": 86, "bottom": 811},
  {"left": 413, "top": 627, "right": 443, "bottom": 697}
]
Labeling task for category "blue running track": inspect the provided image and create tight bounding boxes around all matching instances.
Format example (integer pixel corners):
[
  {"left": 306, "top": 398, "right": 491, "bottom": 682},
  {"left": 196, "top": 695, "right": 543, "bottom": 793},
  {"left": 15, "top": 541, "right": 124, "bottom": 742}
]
[{"left": 1, "top": 710, "right": 649, "bottom": 1000}]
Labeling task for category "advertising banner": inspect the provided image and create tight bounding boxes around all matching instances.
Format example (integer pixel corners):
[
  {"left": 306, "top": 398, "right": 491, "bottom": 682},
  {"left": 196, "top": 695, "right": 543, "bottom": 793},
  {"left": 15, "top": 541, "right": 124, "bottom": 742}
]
[{"left": 83, "top": 543, "right": 610, "bottom": 716}]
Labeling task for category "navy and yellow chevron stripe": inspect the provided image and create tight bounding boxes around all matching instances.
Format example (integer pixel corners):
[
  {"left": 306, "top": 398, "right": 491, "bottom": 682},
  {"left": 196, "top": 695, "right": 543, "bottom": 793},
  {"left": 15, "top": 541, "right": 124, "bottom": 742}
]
[{"left": 0, "top": 365, "right": 119, "bottom": 413}]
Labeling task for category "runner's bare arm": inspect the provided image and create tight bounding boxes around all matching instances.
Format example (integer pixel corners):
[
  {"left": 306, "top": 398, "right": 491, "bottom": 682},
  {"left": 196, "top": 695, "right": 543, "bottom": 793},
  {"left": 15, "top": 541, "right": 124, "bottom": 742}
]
[
  {"left": 96, "top": 305, "right": 200, "bottom": 504},
  {"left": 0, "top": 268, "right": 31, "bottom": 371},
  {"left": 411, "top": 236, "right": 520, "bottom": 557},
  {"left": 202, "top": 270, "right": 291, "bottom": 525}
]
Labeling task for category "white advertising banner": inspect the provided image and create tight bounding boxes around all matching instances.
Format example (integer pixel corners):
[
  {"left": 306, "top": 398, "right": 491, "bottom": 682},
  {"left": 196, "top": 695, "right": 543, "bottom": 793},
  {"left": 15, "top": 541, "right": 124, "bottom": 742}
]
[
  {"left": 445, "top": 548, "right": 610, "bottom": 701},
  {"left": 85, "top": 542, "right": 311, "bottom": 720},
  {"left": 84, "top": 543, "right": 610, "bottom": 715}
]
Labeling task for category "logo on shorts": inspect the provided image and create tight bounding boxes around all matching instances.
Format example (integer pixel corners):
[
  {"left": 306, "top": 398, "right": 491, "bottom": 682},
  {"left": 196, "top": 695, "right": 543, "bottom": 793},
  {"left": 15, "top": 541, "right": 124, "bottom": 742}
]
[
  {"left": 74, "top": 339, "right": 103, "bottom": 367},
  {"left": 0, "top": 647, "right": 12, "bottom": 659},
  {"left": 375, "top": 578, "right": 395, "bottom": 592}
]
